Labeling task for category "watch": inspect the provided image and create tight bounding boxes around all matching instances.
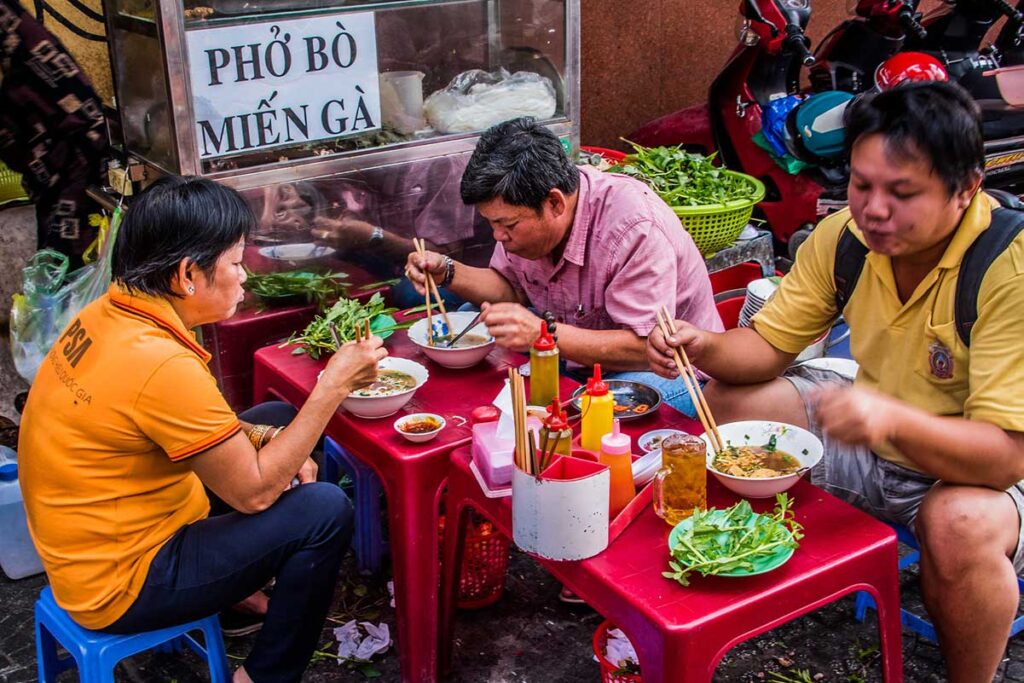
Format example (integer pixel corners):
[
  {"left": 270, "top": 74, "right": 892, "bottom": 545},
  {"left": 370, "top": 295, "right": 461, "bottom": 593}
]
[{"left": 368, "top": 226, "right": 385, "bottom": 245}]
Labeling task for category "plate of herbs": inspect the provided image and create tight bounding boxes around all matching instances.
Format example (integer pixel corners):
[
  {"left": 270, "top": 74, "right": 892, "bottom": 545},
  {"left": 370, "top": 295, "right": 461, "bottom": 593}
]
[
  {"left": 244, "top": 268, "right": 349, "bottom": 309},
  {"left": 664, "top": 493, "right": 803, "bottom": 586},
  {"left": 283, "top": 293, "right": 408, "bottom": 359}
]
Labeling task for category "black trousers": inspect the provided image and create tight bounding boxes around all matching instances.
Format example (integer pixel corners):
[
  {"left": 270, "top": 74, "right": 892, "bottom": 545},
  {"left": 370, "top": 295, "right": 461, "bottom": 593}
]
[{"left": 103, "top": 402, "right": 353, "bottom": 683}]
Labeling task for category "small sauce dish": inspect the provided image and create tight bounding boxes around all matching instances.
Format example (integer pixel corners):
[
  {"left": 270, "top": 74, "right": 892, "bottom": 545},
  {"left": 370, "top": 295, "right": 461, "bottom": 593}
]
[{"left": 394, "top": 413, "right": 446, "bottom": 443}]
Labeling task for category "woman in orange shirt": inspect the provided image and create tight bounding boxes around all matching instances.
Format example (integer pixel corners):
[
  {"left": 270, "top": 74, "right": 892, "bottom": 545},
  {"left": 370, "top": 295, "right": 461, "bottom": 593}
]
[{"left": 19, "top": 176, "right": 386, "bottom": 683}]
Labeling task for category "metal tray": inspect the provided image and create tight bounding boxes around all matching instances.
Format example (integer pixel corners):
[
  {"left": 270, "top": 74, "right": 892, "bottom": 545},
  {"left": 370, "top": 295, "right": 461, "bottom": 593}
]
[{"left": 568, "top": 380, "right": 662, "bottom": 421}]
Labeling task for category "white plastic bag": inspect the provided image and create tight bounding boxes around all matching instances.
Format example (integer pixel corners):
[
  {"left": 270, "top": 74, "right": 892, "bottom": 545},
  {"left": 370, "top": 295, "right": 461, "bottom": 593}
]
[
  {"left": 423, "top": 68, "right": 557, "bottom": 134},
  {"left": 10, "top": 208, "right": 121, "bottom": 383}
]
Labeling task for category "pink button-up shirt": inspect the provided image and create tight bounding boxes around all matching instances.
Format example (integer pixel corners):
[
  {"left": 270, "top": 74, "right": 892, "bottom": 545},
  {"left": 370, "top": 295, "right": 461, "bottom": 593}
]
[{"left": 490, "top": 166, "right": 723, "bottom": 337}]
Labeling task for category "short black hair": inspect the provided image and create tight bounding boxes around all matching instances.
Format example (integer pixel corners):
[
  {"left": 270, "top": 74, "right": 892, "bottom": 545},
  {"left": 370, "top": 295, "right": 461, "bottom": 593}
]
[
  {"left": 460, "top": 117, "right": 580, "bottom": 209},
  {"left": 112, "top": 176, "right": 255, "bottom": 297},
  {"left": 844, "top": 81, "right": 984, "bottom": 196}
]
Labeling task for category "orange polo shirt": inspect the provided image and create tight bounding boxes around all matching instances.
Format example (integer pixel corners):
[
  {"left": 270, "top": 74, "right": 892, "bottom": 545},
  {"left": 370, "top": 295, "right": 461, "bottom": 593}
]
[{"left": 18, "top": 284, "right": 240, "bottom": 629}]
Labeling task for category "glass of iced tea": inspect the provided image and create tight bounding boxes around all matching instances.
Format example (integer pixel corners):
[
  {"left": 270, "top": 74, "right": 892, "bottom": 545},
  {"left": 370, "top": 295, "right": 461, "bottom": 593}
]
[{"left": 653, "top": 433, "right": 707, "bottom": 526}]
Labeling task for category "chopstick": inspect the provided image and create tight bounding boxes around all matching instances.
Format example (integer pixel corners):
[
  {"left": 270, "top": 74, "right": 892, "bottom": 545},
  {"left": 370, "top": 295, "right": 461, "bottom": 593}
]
[
  {"left": 414, "top": 238, "right": 453, "bottom": 342},
  {"left": 508, "top": 368, "right": 533, "bottom": 475},
  {"left": 656, "top": 307, "right": 724, "bottom": 454}
]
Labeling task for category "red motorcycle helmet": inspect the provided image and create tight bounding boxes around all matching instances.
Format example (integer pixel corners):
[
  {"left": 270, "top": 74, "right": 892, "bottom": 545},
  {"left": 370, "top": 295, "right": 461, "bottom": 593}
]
[{"left": 874, "top": 52, "right": 949, "bottom": 91}]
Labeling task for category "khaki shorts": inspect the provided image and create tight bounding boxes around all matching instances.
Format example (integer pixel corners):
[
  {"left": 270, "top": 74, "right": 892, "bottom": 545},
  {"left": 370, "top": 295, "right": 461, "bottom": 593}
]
[{"left": 785, "top": 363, "right": 1024, "bottom": 572}]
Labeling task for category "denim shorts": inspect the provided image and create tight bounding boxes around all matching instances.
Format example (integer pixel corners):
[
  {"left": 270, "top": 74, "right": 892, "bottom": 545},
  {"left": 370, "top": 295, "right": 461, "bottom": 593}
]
[{"left": 785, "top": 363, "right": 1024, "bottom": 572}]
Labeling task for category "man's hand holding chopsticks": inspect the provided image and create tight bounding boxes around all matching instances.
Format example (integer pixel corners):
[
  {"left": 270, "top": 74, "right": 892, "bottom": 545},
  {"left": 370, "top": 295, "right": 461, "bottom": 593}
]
[
  {"left": 404, "top": 248, "right": 446, "bottom": 296},
  {"left": 647, "top": 319, "right": 708, "bottom": 380}
]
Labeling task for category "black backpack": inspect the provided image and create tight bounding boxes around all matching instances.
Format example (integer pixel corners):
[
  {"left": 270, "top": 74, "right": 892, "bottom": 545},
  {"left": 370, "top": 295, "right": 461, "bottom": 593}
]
[{"left": 833, "top": 189, "right": 1024, "bottom": 347}]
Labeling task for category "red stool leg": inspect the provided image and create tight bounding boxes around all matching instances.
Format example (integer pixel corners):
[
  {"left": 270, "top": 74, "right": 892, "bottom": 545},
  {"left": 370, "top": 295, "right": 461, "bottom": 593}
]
[{"left": 381, "top": 459, "right": 448, "bottom": 683}]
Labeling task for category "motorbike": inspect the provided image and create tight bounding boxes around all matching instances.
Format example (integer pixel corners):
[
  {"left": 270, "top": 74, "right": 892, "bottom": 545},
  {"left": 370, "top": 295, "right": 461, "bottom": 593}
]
[
  {"left": 630, "top": 0, "right": 1024, "bottom": 253},
  {"left": 629, "top": 0, "right": 823, "bottom": 249}
]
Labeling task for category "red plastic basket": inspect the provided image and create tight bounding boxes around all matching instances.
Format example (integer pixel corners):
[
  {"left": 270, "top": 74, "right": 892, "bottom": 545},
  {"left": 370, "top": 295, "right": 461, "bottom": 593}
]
[
  {"left": 438, "top": 512, "right": 511, "bottom": 610},
  {"left": 593, "top": 620, "right": 643, "bottom": 683}
]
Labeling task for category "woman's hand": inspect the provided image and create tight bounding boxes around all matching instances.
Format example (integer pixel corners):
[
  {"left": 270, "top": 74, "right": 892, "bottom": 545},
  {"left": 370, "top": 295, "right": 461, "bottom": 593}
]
[
  {"left": 404, "top": 248, "right": 447, "bottom": 296},
  {"left": 319, "top": 337, "right": 388, "bottom": 398},
  {"left": 647, "top": 320, "right": 708, "bottom": 379},
  {"left": 295, "top": 456, "right": 318, "bottom": 484}
]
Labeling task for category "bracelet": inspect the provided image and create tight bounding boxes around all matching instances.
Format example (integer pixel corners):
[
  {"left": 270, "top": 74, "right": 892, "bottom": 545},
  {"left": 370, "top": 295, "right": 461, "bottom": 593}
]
[
  {"left": 248, "top": 424, "right": 271, "bottom": 450},
  {"left": 268, "top": 426, "right": 284, "bottom": 443},
  {"left": 439, "top": 255, "right": 455, "bottom": 288}
]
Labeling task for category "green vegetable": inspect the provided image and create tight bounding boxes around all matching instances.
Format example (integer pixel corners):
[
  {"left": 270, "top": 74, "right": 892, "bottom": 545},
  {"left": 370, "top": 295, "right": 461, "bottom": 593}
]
[
  {"left": 663, "top": 493, "right": 803, "bottom": 586},
  {"left": 611, "top": 141, "right": 760, "bottom": 208},
  {"left": 283, "top": 293, "right": 404, "bottom": 359},
  {"left": 244, "top": 268, "right": 348, "bottom": 310}
]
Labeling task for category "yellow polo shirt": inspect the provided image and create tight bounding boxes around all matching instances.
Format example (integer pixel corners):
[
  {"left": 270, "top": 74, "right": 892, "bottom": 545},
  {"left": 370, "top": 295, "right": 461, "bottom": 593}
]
[
  {"left": 18, "top": 285, "right": 240, "bottom": 629},
  {"left": 753, "top": 192, "right": 1024, "bottom": 470}
]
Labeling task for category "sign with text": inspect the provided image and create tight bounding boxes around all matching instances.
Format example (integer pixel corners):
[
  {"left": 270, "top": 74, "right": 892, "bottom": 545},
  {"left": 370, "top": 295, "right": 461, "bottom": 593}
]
[{"left": 186, "top": 12, "right": 380, "bottom": 159}]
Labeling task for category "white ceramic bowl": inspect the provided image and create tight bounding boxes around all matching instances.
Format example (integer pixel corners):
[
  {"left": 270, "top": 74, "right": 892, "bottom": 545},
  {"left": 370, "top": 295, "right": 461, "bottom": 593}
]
[
  {"left": 701, "top": 420, "right": 823, "bottom": 499},
  {"left": 340, "top": 357, "right": 429, "bottom": 419},
  {"left": 407, "top": 311, "right": 496, "bottom": 369},
  {"left": 393, "top": 413, "right": 446, "bottom": 443}
]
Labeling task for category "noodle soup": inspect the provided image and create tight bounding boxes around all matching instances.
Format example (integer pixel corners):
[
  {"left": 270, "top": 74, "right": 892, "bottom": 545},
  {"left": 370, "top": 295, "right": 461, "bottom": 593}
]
[
  {"left": 712, "top": 444, "right": 801, "bottom": 478},
  {"left": 352, "top": 370, "right": 417, "bottom": 398}
]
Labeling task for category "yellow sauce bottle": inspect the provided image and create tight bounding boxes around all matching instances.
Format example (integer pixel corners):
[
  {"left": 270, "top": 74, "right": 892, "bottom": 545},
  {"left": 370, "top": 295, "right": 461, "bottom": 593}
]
[
  {"left": 529, "top": 322, "right": 559, "bottom": 407},
  {"left": 580, "top": 364, "right": 615, "bottom": 452},
  {"left": 539, "top": 398, "right": 573, "bottom": 459}
]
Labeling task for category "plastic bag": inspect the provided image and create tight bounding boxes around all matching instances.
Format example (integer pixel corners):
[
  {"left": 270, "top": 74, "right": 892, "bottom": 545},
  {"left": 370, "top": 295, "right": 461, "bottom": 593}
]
[
  {"left": 423, "top": 68, "right": 557, "bottom": 134},
  {"left": 10, "top": 208, "right": 121, "bottom": 383}
]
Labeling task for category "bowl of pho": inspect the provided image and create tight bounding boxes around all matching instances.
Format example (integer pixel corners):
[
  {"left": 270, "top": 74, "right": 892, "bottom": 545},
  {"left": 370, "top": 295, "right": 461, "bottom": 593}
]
[
  {"left": 407, "top": 311, "right": 495, "bottom": 369},
  {"left": 701, "top": 421, "right": 823, "bottom": 499},
  {"left": 340, "top": 357, "right": 429, "bottom": 419}
]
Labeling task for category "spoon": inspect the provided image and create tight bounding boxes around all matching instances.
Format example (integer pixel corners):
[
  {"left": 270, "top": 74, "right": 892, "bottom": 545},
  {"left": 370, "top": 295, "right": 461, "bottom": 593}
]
[{"left": 441, "top": 312, "right": 483, "bottom": 348}]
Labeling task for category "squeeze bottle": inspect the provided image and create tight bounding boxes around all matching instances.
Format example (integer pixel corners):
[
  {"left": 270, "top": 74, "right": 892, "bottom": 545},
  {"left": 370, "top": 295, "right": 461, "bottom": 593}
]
[
  {"left": 600, "top": 419, "right": 636, "bottom": 517},
  {"left": 539, "top": 398, "right": 573, "bottom": 458},
  {"left": 529, "top": 321, "right": 559, "bottom": 407},
  {"left": 580, "top": 364, "right": 615, "bottom": 452}
]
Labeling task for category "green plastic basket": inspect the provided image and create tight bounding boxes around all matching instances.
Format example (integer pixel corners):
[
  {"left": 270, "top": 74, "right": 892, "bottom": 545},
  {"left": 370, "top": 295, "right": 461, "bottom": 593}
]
[
  {"left": 671, "top": 172, "right": 765, "bottom": 256},
  {"left": 0, "top": 162, "right": 28, "bottom": 205}
]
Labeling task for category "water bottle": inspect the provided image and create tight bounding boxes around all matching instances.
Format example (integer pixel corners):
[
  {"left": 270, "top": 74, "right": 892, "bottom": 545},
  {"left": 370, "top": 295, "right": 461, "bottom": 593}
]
[{"left": 0, "top": 446, "right": 45, "bottom": 579}]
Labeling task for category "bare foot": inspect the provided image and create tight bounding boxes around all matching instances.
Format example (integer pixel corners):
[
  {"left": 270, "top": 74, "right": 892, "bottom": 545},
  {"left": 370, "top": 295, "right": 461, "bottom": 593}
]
[
  {"left": 233, "top": 665, "right": 254, "bottom": 683},
  {"left": 232, "top": 590, "right": 269, "bottom": 616}
]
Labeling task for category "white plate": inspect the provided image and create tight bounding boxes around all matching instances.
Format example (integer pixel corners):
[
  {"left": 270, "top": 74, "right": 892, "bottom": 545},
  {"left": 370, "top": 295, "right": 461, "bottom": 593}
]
[
  {"left": 258, "top": 243, "right": 336, "bottom": 262},
  {"left": 746, "top": 278, "right": 778, "bottom": 301},
  {"left": 638, "top": 428, "right": 688, "bottom": 453}
]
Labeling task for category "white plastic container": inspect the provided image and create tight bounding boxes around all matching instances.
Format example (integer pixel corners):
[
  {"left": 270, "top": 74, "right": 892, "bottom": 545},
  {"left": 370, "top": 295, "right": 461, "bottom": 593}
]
[
  {"left": 512, "top": 454, "right": 610, "bottom": 561},
  {"left": 0, "top": 446, "right": 44, "bottom": 579}
]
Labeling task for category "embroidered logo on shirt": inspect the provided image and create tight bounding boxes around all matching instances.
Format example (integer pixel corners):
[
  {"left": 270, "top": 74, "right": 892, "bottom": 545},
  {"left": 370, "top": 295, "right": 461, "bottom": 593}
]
[{"left": 928, "top": 340, "right": 953, "bottom": 379}]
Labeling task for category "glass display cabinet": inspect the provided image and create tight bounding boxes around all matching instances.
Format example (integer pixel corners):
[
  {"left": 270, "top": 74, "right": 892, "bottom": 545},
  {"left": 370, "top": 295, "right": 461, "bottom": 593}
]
[{"left": 102, "top": 0, "right": 580, "bottom": 280}]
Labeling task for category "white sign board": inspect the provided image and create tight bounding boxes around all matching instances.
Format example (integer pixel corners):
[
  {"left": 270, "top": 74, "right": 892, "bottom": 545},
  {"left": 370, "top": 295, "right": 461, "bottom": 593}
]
[{"left": 186, "top": 12, "right": 380, "bottom": 159}]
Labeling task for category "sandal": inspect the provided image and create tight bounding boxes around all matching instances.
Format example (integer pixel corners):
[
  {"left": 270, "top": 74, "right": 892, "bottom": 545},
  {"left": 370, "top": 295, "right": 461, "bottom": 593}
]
[{"left": 558, "top": 586, "right": 586, "bottom": 605}]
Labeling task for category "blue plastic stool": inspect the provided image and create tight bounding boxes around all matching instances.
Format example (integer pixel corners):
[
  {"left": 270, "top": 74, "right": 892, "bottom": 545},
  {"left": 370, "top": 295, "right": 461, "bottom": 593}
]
[
  {"left": 35, "top": 586, "right": 230, "bottom": 682},
  {"left": 322, "top": 437, "right": 387, "bottom": 574},
  {"left": 854, "top": 523, "right": 1024, "bottom": 642}
]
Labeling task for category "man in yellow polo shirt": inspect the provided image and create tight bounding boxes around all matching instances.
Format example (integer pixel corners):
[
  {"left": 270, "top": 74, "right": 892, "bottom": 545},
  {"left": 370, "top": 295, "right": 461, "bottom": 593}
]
[{"left": 649, "top": 81, "right": 1024, "bottom": 682}]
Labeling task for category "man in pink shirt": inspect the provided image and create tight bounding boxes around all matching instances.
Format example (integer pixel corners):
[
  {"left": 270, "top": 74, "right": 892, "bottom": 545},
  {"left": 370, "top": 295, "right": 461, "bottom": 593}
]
[{"left": 407, "top": 117, "right": 722, "bottom": 416}]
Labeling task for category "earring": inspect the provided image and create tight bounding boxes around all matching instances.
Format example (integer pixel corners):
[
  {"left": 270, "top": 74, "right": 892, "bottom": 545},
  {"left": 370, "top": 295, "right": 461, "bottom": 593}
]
[{"left": 187, "top": 285, "right": 195, "bottom": 295}]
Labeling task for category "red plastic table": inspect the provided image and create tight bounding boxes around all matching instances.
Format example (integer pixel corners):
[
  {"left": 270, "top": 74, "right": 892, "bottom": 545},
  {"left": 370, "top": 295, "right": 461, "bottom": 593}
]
[
  {"left": 252, "top": 335, "right": 579, "bottom": 682},
  {"left": 440, "top": 447, "right": 904, "bottom": 683}
]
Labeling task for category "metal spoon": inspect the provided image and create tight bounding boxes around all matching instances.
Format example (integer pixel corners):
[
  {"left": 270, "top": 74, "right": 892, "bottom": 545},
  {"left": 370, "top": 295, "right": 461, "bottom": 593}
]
[
  {"left": 328, "top": 322, "right": 343, "bottom": 350},
  {"left": 441, "top": 312, "right": 483, "bottom": 348}
]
